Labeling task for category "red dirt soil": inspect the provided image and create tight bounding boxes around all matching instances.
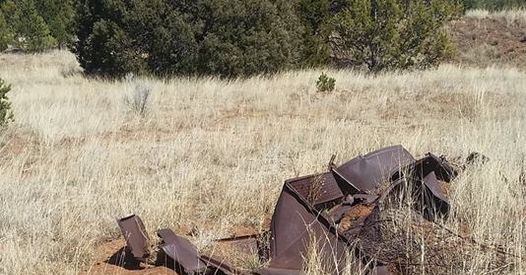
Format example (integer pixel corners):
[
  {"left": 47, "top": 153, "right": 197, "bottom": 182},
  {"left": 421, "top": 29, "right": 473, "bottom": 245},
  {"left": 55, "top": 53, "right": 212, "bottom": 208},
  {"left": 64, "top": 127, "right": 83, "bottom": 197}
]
[
  {"left": 85, "top": 224, "right": 262, "bottom": 274},
  {"left": 449, "top": 17, "right": 526, "bottom": 69},
  {"left": 83, "top": 239, "right": 177, "bottom": 275}
]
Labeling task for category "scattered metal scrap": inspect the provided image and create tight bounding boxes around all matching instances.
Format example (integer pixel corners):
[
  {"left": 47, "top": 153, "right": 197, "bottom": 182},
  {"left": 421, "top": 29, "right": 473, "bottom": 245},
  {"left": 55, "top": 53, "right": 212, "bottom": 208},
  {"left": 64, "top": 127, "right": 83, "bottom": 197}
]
[{"left": 115, "top": 145, "right": 503, "bottom": 274}]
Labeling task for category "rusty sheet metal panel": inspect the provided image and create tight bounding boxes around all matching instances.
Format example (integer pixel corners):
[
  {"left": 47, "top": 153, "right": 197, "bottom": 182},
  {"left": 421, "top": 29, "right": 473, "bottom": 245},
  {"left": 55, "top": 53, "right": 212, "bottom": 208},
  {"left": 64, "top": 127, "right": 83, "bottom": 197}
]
[
  {"left": 422, "top": 172, "right": 448, "bottom": 203},
  {"left": 412, "top": 153, "right": 458, "bottom": 183},
  {"left": 388, "top": 153, "right": 458, "bottom": 221},
  {"left": 158, "top": 228, "right": 248, "bottom": 274},
  {"left": 285, "top": 172, "right": 344, "bottom": 208},
  {"left": 117, "top": 214, "right": 149, "bottom": 261},
  {"left": 418, "top": 174, "right": 449, "bottom": 220},
  {"left": 418, "top": 168, "right": 452, "bottom": 220},
  {"left": 266, "top": 179, "right": 349, "bottom": 273},
  {"left": 333, "top": 145, "right": 415, "bottom": 194},
  {"left": 422, "top": 171, "right": 449, "bottom": 214},
  {"left": 406, "top": 153, "right": 457, "bottom": 218},
  {"left": 157, "top": 228, "right": 206, "bottom": 274}
]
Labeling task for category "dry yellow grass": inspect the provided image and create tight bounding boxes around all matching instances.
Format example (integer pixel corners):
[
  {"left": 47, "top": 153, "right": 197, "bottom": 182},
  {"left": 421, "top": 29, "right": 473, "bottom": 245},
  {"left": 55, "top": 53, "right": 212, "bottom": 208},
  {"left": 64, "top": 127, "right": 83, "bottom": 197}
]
[
  {"left": 0, "top": 49, "right": 525, "bottom": 274},
  {"left": 466, "top": 9, "right": 526, "bottom": 26}
]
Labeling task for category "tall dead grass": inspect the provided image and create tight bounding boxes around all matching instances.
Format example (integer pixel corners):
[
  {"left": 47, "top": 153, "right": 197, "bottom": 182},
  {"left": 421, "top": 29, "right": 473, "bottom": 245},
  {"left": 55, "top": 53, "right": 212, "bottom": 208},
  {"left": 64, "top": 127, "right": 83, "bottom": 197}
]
[
  {"left": 466, "top": 8, "right": 526, "bottom": 26},
  {"left": 0, "top": 49, "right": 525, "bottom": 274}
]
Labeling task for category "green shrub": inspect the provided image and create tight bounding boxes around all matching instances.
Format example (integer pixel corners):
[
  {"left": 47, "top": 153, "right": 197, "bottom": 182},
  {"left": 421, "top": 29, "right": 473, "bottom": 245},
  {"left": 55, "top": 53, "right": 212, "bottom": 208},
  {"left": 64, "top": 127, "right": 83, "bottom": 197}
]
[
  {"left": 73, "top": 0, "right": 306, "bottom": 78},
  {"left": 296, "top": 0, "right": 333, "bottom": 67},
  {"left": 0, "top": 10, "right": 11, "bottom": 51},
  {"left": 316, "top": 72, "right": 336, "bottom": 93},
  {"left": 331, "top": 0, "right": 461, "bottom": 72},
  {"left": 0, "top": 0, "right": 75, "bottom": 51},
  {"left": 35, "top": 0, "right": 75, "bottom": 48},
  {"left": 1, "top": 0, "right": 56, "bottom": 52},
  {"left": 0, "top": 78, "right": 13, "bottom": 128}
]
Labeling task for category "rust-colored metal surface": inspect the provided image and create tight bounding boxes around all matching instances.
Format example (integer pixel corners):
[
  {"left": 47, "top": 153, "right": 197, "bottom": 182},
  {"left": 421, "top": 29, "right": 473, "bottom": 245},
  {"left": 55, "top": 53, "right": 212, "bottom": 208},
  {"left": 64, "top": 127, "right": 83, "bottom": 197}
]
[
  {"left": 412, "top": 153, "right": 458, "bottom": 183},
  {"left": 157, "top": 228, "right": 253, "bottom": 274},
  {"left": 157, "top": 228, "right": 206, "bottom": 274},
  {"left": 266, "top": 178, "right": 348, "bottom": 273},
  {"left": 393, "top": 153, "right": 458, "bottom": 220},
  {"left": 117, "top": 214, "right": 149, "bottom": 262},
  {"left": 333, "top": 145, "right": 415, "bottom": 194},
  {"left": 113, "top": 145, "right": 478, "bottom": 275},
  {"left": 285, "top": 172, "right": 344, "bottom": 209}
]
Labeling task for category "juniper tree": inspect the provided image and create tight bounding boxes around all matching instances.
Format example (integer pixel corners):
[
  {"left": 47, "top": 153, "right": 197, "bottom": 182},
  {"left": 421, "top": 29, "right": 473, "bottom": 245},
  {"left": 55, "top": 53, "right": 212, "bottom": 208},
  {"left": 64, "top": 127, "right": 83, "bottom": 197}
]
[
  {"left": 35, "top": 0, "right": 75, "bottom": 48},
  {"left": 73, "top": 0, "right": 306, "bottom": 78},
  {"left": 0, "top": 9, "right": 11, "bottom": 51},
  {"left": 296, "top": 0, "right": 333, "bottom": 66},
  {"left": 331, "top": 0, "right": 461, "bottom": 72},
  {"left": 1, "top": 0, "right": 55, "bottom": 52}
]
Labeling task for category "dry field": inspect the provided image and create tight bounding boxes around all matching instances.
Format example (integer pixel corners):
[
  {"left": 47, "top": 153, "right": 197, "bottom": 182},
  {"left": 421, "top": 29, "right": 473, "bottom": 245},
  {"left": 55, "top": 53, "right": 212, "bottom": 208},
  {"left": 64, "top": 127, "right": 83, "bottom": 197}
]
[
  {"left": 466, "top": 8, "right": 526, "bottom": 24},
  {"left": 1, "top": 19, "right": 526, "bottom": 274},
  {"left": 452, "top": 9, "right": 526, "bottom": 69}
]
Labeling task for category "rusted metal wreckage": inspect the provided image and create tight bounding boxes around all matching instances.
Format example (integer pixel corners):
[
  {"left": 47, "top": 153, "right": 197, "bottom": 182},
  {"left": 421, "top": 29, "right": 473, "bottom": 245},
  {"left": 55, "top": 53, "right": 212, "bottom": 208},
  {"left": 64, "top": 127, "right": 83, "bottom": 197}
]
[{"left": 117, "top": 145, "right": 462, "bottom": 274}]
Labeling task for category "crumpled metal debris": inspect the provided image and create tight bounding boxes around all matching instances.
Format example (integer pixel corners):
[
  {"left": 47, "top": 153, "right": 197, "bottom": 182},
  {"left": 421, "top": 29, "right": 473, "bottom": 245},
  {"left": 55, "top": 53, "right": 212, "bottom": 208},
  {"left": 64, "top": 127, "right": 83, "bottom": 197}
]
[{"left": 115, "top": 145, "right": 466, "bottom": 274}]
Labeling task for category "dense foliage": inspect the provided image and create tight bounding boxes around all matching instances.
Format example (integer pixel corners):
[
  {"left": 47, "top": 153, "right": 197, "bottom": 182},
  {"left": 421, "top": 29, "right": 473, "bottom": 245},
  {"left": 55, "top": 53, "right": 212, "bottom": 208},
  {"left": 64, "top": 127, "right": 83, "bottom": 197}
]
[
  {"left": 0, "top": 0, "right": 75, "bottom": 52},
  {"left": 35, "top": 0, "right": 76, "bottom": 47},
  {"left": 0, "top": 9, "right": 10, "bottom": 51},
  {"left": 296, "top": 0, "right": 333, "bottom": 67},
  {"left": 331, "top": 0, "right": 461, "bottom": 72},
  {"left": 0, "top": 0, "right": 467, "bottom": 76},
  {"left": 73, "top": 0, "right": 306, "bottom": 78},
  {"left": 73, "top": 0, "right": 461, "bottom": 77}
]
